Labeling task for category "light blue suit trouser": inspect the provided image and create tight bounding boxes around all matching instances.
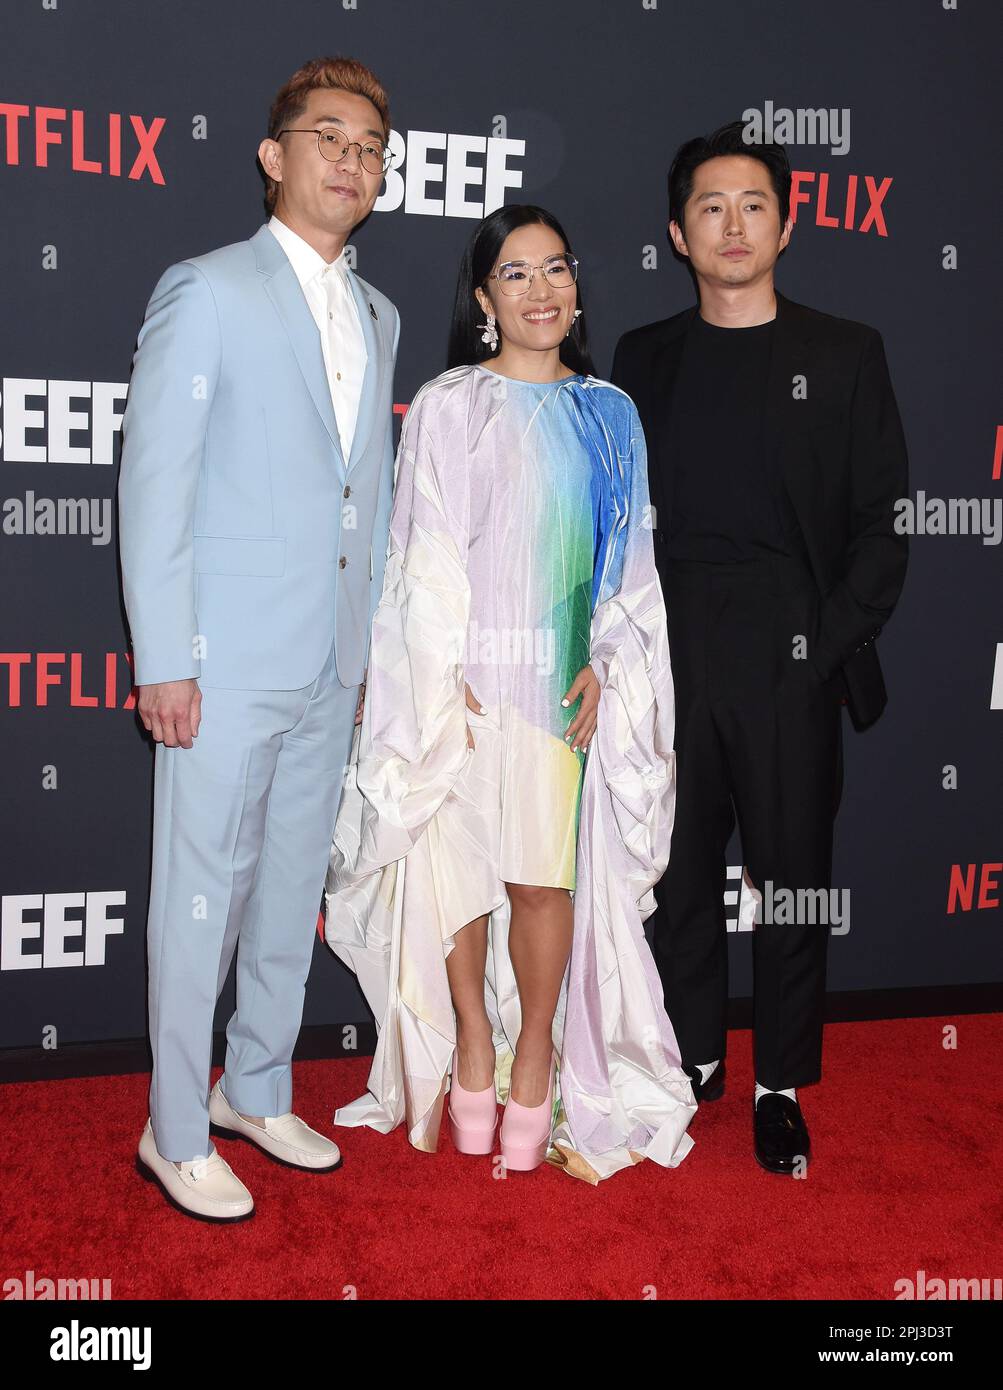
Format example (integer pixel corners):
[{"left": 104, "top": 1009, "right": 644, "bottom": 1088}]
[{"left": 146, "top": 638, "right": 358, "bottom": 1161}]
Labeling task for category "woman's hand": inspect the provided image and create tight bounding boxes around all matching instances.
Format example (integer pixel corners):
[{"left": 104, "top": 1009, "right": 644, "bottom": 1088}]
[
  {"left": 464, "top": 682, "right": 485, "bottom": 750},
  {"left": 562, "top": 665, "right": 600, "bottom": 753}
]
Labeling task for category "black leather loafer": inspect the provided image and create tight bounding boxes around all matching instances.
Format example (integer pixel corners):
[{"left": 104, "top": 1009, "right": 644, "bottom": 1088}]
[{"left": 753, "top": 1092, "right": 811, "bottom": 1174}]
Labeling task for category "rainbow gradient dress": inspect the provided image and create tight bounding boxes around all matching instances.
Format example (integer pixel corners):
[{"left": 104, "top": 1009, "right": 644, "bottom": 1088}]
[
  {"left": 326, "top": 364, "right": 696, "bottom": 1183},
  {"left": 444, "top": 363, "right": 619, "bottom": 891}
]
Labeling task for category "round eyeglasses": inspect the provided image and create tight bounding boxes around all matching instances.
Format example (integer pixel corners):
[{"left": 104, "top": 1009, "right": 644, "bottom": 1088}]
[
  {"left": 489, "top": 253, "right": 579, "bottom": 296},
  {"left": 277, "top": 127, "right": 394, "bottom": 176}
]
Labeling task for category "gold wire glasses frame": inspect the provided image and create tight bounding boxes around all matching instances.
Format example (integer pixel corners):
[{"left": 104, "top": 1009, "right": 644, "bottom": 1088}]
[
  {"left": 277, "top": 127, "right": 395, "bottom": 175},
  {"left": 490, "top": 253, "right": 579, "bottom": 296}
]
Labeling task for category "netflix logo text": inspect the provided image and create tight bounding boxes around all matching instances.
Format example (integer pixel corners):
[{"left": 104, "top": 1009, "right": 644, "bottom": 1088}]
[
  {"left": 0, "top": 104, "right": 166, "bottom": 183},
  {"left": 789, "top": 171, "right": 892, "bottom": 236},
  {"left": 946, "top": 864, "right": 1002, "bottom": 914},
  {"left": 0, "top": 653, "right": 136, "bottom": 709}
]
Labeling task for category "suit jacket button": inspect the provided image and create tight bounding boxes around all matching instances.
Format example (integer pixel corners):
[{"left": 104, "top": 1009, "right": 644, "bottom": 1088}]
[
  {"left": 339, "top": 556, "right": 347, "bottom": 569},
  {"left": 343, "top": 485, "right": 351, "bottom": 498}
]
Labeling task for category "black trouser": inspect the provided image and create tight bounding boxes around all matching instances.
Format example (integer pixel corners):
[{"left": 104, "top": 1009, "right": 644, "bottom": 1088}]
[{"left": 652, "top": 554, "right": 844, "bottom": 1091}]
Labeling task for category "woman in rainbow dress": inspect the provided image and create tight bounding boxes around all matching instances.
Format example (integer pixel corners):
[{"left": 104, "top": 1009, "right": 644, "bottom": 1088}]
[{"left": 324, "top": 204, "right": 696, "bottom": 1183}]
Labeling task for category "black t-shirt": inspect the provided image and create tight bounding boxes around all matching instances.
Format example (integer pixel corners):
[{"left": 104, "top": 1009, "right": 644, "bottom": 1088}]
[{"left": 665, "top": 314, "right": 803, "bottom": 562}]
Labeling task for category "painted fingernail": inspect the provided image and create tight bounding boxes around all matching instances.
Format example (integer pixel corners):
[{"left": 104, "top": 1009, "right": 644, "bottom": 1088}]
[{"left": 561, "top": 698, "right": 569, "bottom": 707}]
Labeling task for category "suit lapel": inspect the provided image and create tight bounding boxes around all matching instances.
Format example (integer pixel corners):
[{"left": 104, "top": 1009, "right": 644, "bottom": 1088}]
[
  {"left": 254, "top": 226, "right": 345, "bottom": 471},
  {"left": 649, "top": 307, "right": 696, "bottom": 528},
  {"left": 765, "top": 292, "right": 821, "bottom": 534},
  {"left": 344, "top": 268, "right": 381, "bottom": 476}
]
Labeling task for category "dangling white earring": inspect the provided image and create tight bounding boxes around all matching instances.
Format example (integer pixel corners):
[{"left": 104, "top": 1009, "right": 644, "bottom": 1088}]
[
  {"left": 478, "top": 310, "right": 499, "bottom": 351},
  {"left": 565, "top": 307, "right": 583, "bottom": 339}
]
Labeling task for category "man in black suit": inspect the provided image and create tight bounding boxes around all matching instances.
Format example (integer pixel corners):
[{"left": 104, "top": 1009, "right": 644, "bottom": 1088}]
[{"left": 611, "top": 121, "right": 908, "bottom": 1174}]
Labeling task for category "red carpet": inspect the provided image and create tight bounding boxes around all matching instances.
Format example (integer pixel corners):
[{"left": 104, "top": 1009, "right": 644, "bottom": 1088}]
[{"left": 2, "top": 1014, "right": 1000, "bottom": 1300}]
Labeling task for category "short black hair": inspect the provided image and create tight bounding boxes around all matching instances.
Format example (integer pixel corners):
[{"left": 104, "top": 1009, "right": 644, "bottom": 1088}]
[
  {"left": 447, "top": 203, "right": 595, "bottom": 376},
  {"left": 668, "top": 120, "right": 792, "bottom": 233}
]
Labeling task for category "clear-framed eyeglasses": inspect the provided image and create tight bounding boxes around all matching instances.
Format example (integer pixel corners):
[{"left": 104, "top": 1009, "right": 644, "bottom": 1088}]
[
  {"left": 490, "top": 253, "right": 579, "bottom": 296},
  {"left": 277, "top": 127, "right": 395, "bottom": 176}
]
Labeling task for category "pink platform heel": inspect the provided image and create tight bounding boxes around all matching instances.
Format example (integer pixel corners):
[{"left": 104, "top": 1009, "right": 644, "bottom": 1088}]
[
  {"left": 499, "top": 1054, "right": 557, "bottom": 1172},
  {"left": 447, "top": 1069, "right": 499, "bottom": 1154}
]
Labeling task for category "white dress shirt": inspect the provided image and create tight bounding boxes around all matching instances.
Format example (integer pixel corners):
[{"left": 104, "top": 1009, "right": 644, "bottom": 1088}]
[{"left": 267, "top": 214, "right": 367, "bottom": 463}]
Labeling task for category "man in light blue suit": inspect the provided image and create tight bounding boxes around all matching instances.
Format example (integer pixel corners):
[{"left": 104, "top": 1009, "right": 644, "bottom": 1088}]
[{"left": 119, "top": 57, "right": 399, "bottom": 1222}]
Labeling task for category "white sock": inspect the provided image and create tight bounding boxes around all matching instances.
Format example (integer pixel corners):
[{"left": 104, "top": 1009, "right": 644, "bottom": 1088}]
[
  {"left": 697, "top": 1060, "right": 719, "bottom": 1084},
  {"left": 755, "top": 1082, "right": 796, "bottom": 1107}
]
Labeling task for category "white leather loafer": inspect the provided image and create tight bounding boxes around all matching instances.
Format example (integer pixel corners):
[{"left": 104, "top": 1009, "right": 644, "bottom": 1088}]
[
  {"left": 208, "top": 1080, "right": 342, "bottom": 1171},
  {"left": 136, "top": 1119, "right": 254, "bottom": 1223}
]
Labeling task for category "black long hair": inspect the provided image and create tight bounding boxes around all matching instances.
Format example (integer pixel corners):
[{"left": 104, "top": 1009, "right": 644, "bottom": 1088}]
[{"left": 446, "top": 204, "right": 596, "bottom": 376}]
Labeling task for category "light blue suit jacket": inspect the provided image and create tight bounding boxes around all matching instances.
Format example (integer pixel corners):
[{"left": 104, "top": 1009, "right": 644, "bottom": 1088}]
[{"left": 118, "top": 223, "right": 399, "bottom": 690}]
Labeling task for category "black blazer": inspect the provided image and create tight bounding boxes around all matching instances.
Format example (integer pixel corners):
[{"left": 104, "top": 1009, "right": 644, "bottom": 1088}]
[{"left": 610, "top": 291, "right": 909, "bottom": 731}]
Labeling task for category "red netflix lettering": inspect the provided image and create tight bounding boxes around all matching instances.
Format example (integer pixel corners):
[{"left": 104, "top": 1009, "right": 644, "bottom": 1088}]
[
  {"left": 947, "top": 863, "right": 1003, "bottom": 913},
  {"left": 127, "top": 115, "right": 166, "bottom": 183},
  {"left": 789, "top": 170, "right": 893, "bottom": 236},
  {"left": 0, "top": 105, "right": 166, "bottom": 185},
  {"left": 857, "top": 176, "right": 892, "bottom": 236},
  {"left": 35, "top": 107, "right": 64, "bottom": 166},
  {"left": 946, "top": 864, "right": 975, "bottom": 913},
  {"left": 0, "top": 653, "right": 138, "bottom": 708},
  {"left": 978, "top": 864, "right": 1002, "bottom": 911},
  {"left": 815, "top": 172, "right": 839, "bottom": 228},
  {"left": 71, "top": 108, "right": 101, "bottom": 174},
  {"left": 70, "top": 652, "right": 99, "bottom": 707},
  {"left": 0, "top": 653, "right": 30, "bottom": 706},
  {"left": 0, "top": 103, "right": 29, "bottom": 162},
  {"left": 36, "top": 653, "right": 63, "bottom": 706}
]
